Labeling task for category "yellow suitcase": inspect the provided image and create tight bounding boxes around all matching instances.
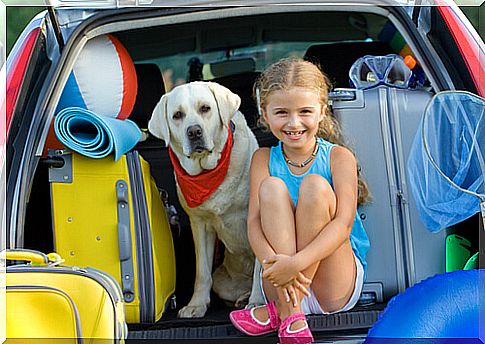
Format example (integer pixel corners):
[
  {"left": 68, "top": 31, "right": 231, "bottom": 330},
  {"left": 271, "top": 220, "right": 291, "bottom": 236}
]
[
  {"left": 48, "top": 150, "right": 176, "bottom": 323},
  {"left": 5, "top": 249, "right": 127, "bottom": 342}
]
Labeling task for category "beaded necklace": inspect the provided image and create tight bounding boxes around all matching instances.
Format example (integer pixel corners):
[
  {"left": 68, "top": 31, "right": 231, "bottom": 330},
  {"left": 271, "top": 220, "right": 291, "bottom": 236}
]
[{"left": 282, "top": 140, "right": 319, "bottom": 168}]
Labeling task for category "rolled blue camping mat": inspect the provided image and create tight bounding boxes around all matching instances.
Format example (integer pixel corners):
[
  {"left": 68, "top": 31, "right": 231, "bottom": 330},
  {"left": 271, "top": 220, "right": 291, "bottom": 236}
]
[{"left": 54, "top": 107, "right": 141, "bottom": 161}]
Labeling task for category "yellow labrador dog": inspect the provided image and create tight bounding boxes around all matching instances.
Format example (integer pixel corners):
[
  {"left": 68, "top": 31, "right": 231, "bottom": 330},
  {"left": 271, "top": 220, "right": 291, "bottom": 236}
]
[{"left": 148, "top": 81, "right": 263, "bottom": 318}]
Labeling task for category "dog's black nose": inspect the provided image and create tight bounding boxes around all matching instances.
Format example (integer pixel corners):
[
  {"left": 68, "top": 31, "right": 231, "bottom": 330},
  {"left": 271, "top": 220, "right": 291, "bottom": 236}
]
[{"left": 187, "top": 125, "right": 203, "bottom": 140}]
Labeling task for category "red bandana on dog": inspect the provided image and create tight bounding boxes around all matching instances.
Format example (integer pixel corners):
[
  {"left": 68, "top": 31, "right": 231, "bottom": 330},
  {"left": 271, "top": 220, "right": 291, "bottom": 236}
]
[{"left": 168, "top": 125, "right": 233, "bottom": 208}]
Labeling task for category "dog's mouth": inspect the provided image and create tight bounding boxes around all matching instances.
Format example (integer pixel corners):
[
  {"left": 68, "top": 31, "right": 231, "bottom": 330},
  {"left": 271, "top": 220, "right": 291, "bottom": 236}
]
[
  {"left": 194, "top": 146, "right": 211, "bottom": 154},
  {"left": 186, "top": 143, "right": 213, "bottom": 158}
]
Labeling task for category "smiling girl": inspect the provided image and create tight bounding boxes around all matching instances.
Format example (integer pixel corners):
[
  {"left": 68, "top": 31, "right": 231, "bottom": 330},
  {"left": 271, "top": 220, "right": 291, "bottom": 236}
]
[{"left": 230, "top": 58, "right": 370, "bottom": 343}]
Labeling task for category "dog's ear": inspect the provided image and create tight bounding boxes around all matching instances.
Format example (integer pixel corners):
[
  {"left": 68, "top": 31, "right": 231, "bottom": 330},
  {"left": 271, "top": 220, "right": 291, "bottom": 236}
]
[
  {"left": 148, "top": 94, "right": 170, "bottom": 147},
  {"left": 206, "top": 82, "right": 241, "bottom": 128}
]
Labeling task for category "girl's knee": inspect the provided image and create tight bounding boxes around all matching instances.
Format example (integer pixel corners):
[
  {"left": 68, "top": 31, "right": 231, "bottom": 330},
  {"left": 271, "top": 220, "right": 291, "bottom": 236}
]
[
  {"left": 299, "top": 174, "right": 335, "bottom": 204},
  {"left": 259, "top": 176, "right": 289, "bottom": 204}
]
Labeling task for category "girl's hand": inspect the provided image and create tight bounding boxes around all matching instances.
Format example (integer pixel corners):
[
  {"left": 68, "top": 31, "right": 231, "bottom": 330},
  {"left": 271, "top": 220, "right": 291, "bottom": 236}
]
[
  {"left": 281, "top": 283, "right": 299, "bottom": 307},
  {"left": 294, "top": 272, "right": 312, "bottom": 296},
  {"left": 262, "top": 254, "right": 300, "bottom": 286},
  {"left": 261, "top": 260, "right": 273, "bottom": 272},
  {"left": 280, "top": 274, "right": 312, "bottom": 306}
]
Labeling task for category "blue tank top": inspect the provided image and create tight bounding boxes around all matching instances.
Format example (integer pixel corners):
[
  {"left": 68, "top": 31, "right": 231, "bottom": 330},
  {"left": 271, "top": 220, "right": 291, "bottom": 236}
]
[{"left": 269, "top": 137, "right": 370, "bottom": 278}]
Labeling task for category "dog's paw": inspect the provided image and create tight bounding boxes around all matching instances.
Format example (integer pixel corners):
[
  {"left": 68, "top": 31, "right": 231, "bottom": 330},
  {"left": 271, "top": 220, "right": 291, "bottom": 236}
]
[
  {"left": 177, "top": 304, "right": 208, "bottom": 318},
  {"left": 234, "top": 292, "right": 250, "bottom": 309}
]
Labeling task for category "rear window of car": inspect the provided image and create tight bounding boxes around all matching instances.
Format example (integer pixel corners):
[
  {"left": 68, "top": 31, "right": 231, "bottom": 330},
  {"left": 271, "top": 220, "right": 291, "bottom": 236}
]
[
  {"left": 121, "top": 12, "right": 407, "bottom": 91},
  {"left": 142, "top": 42, "right": 314, "bottom": 91}
]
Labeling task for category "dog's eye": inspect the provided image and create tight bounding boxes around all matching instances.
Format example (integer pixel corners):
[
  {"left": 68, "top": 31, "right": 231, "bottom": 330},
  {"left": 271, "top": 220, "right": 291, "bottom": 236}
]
[
  {"left": 200, "top": 105, "right": 211, "bottom": 113},
  {"left": 173, "top": 111, "right": 184, "bottom": 120}
]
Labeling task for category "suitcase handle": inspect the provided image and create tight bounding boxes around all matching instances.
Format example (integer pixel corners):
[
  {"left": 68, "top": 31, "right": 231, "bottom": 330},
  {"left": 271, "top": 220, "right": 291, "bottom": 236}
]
[
  {"left": 116, "top": 180, "right": 135, "bottom": 303},
  {"left": 329, "top": 89, "right": 357, "bottom": 101},
  {"left": 3, "top": 249, "right": 64, "bottom": 266}
]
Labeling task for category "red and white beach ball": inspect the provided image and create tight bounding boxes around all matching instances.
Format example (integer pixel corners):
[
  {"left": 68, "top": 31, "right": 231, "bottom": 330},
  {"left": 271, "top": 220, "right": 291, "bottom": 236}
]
[{"left": 57, "top": 34, "right": 137, "bottom": 119}]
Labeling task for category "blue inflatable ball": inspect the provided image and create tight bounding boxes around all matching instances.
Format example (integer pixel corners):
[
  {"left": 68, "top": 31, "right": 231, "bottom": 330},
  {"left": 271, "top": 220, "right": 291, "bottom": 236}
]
[{"left": 365, "top": 269, "right": 484, "bottom": 343}]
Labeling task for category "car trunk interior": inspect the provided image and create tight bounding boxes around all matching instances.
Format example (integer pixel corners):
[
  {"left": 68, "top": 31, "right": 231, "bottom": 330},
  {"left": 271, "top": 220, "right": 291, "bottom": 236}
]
[{"left": 20, "top": 7, "right": 477, "bottom": 340}]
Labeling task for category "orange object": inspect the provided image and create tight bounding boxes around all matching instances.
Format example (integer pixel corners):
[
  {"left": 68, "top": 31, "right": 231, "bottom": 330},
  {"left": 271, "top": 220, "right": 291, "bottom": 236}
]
[
  {"left": 404, "top": 55, "right": 417, "bottom": 69},
  {"left": 108, "top": 34, "right": 138, "bottom": 120},
  {"left": 42, "top": 120, "right": 65, "bottom": 156}
]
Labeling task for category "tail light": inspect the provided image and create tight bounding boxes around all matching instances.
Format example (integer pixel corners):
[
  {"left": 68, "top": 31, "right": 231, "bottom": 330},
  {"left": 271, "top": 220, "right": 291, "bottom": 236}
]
[{"left": 1, "top": 27, "right": 41, "bottom": 142}]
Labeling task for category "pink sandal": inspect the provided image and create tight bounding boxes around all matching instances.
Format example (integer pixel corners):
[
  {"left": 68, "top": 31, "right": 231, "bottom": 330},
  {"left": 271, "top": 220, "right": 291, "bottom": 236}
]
[
  {"left": 278, "top": 312, "right": 314, "bottom": 344},
  {"left": 229, "top": 301, "right": 280, "bottom": 336}
]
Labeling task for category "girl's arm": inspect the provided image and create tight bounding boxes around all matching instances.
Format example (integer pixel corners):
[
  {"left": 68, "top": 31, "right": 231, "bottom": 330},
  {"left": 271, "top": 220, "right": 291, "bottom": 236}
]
[
  {"left": 248, "top": 148, "right": 311, "bottom": 303},
  {"left": 247, "top": 148, "right": 276, "bottom": 263},
  {"left": 293, "top": 146, "right": 359, "bottom": 272}
]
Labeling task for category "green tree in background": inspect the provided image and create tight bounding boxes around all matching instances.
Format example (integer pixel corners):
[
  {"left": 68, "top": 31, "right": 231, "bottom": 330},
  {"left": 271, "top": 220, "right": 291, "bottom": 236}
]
[
  {"left": 7, "top": 6, "right": 43, "bottom": 55},
  {"left": 461, "top": 6, "right": 484, "bottom": 38}
]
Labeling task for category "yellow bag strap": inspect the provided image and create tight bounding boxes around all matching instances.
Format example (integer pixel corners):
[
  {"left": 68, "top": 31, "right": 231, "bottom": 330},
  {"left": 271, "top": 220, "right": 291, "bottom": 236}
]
[{"left": 2, "top": 249, "right": 63, "bottom": 266}]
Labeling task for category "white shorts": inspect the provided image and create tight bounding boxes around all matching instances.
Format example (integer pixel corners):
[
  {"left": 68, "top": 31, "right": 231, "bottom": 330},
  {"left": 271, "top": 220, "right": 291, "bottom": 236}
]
[{"left": 260, "top": 253, "right": 364, "bottom": 315}]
